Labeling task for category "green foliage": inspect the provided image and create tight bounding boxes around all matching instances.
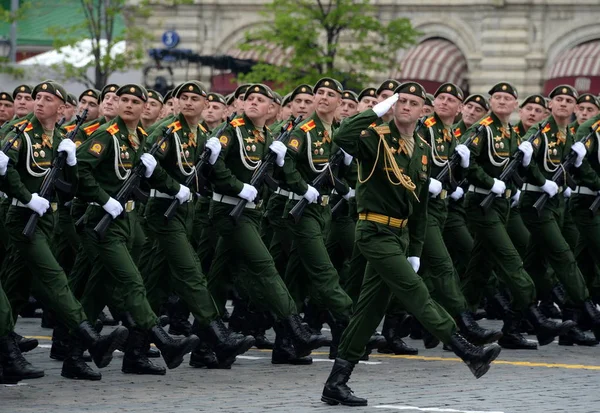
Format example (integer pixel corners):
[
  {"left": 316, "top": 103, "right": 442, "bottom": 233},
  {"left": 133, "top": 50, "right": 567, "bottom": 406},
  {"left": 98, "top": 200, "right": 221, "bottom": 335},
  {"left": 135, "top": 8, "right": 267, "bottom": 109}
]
[{"left": 237, "top": 0, "right": 420, "bottom": 92}]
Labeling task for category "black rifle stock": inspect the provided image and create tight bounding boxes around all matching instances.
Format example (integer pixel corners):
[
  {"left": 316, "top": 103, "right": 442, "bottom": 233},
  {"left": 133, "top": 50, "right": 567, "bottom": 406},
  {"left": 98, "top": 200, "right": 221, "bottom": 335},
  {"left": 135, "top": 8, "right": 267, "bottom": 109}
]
[
  {"left": 228, "top": 115, "right": 303, "bottom": 224},
  {"left": 94, "top": 126, "right": 174, "bottom": 239},
  {"left": 2, "top": 122, "right": 27, "bottom": 153},
  {"left": 23, "top": 110, "right": 89, "bottom": 239},
  {"left": 479, "top": 119, "right": 549, "bottom": 212}
]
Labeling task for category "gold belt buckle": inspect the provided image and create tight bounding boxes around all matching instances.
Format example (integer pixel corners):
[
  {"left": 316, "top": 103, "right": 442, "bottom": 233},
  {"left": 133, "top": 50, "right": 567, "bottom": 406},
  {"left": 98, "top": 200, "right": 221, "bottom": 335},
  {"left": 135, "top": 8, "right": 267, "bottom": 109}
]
[
  {"left": 505, "top": 189, "right": 512, "bottom": 199},
  {"left": 125, "top": 200, "right": 135, "bottom": 212},
  {"left": 440, "top": 189, "right": 447, "bottom": 200},
  {"left": 51, "top": 202, "right": 58, "bottom": 212},
  {"left": 321, "top": 195, "right": 330, "bottom": 206}
]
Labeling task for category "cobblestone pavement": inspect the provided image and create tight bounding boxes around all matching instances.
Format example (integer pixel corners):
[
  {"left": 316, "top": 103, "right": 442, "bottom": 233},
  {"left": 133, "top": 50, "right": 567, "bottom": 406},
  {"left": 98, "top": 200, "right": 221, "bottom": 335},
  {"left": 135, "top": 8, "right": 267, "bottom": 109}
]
[{"left": 2, "top": 313, "right": 600, "bottom": 413}]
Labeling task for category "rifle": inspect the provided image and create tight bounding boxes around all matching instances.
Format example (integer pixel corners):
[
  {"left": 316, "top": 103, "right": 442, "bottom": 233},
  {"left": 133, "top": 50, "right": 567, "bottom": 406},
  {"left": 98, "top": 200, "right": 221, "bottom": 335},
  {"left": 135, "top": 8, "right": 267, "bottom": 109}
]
[
  {"left": 2, "top": 122, "right": 27, "bottom": 153},
  {"left": 534, "top": 125, "right": 597, "bottom": 214},
  {"left": 228, "top": 115, "right": 303, "bottom": 224},
  {"left": 22, "top": 110, "right": 89, "bottom": 239},
  {"left": 479, "top": 119, "right": 549, "bottom": 212},
  {"left": 56, "top": 117, "right": 66, "bottom": 128},
  {"left": 163, "top": 115, "right": 234, "bottom": 222},
  {"left": 435, "top": 124, "right": 485, "bottom": 192},
  {"left": 93, "top": 125, "right": 174, "bottom": 239}
]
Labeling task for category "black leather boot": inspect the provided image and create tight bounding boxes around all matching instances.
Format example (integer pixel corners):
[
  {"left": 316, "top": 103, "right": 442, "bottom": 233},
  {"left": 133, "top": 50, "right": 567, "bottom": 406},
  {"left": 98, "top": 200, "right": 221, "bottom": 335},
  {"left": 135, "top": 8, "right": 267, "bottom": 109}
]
[
  {"left": 582, "top": 299, "right": 600, "bottom": 341},
  {"left": 422, "top": 328, "right": 440, "bottom": 349},
  {"left": 449, "top": 332, "right": 501, "bottom": 379},
  {"left": 526, "top": 304, "right": 575, "bottom": 346},
  {"left": 409, "top": 317, "right": 423, "bottom": 340},
  {"left": 199, "top": 318, "right": 255, "bottom": 365},
  {"left": 539, "top": 298, "right": 561, "bottom": 320},
  {"left": 150, "top": 323, "right": 199, "bottom": 369},
  {"left": 456, "top": 311, "right": 502, "bottom": 345},
  {"left": 189, "top": 342, "right": 220, "bottom": 368},
  {"left": 61, "top": 337, "right": 101, "bottom": 380},
  {"left": 558, "top": 307, "right": 598, "bottom": 346},
  {"left": 378, "top": 314, "right": 418, "bottom": 355},
  {"left": 272, "top": 325, "right": 312, "bottom": 365},
  {"left": 166, "top": 297, "right": 192, "bottom": 336},
  {"left": 10, "top": 331, "right": 38, "bottom": 353},
  {"left": 77, "top": 320, "right": 129, "bottom": 369},
  {"left": 122, "top": 328, "right": 166, "bottom": 375},
  {"left": 0, "top": 334, "right": 44, "bottom": 382},
  {"left": 328, "top": 318, "right": 349, "bottom": 360},
  {"left": 498, "top": 311, "right": 537, "bottom": 350},
  {"left": 283, "top": 314, "right": 330, "bottom": 358},
  {"left": 98, "top": 310, "right": 118, "bottom": 326},
  {"left": 321, "top": 358, "right": 368, "bottom": 406},
  {"left": 41, "top": 309, "right": 57, "bottom": 329},
  {"left": 227, "top": 300, "right": 248, "bottom": 333}
]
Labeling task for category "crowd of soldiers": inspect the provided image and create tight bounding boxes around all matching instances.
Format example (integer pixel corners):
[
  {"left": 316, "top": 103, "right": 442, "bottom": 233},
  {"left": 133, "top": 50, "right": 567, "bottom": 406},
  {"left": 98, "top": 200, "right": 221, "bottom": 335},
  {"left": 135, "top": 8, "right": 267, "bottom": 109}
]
[{"left": 0, "top": 74, "right": 600, "bottom": 407}]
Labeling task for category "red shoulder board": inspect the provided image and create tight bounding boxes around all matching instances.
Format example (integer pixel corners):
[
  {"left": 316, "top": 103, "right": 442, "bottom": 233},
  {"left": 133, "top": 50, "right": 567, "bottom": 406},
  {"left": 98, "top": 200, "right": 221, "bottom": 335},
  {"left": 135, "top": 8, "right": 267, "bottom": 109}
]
[
  {"left": 542, "top": 124, "right": 551, "bottom": 134},
  {"left": 167, "top": 120, "right": 182, "bottom": 133},
  {"left": 479, "top": 116, "right": 493, "bottom": 127},
  {"left": 106, "top": 123, "right": 120, "bottom": 136},
  {"left": 137, "top": 126, "right": 148, "bottom": 137},
  {"left": 300, "top": 119, "right": 316, "bottom": 133},
  {"left": 198, "top": 123, "right": 207, "bottom": 133},
  {"left": 569, "top": 126, "right": 575, "bottom": 135},
  {"left": 453, "top": 129, "right": 462, "bottom": 138},
  {"left": 83, "top": 122, "right": 100, "bottom": 136},
  {"left": 24, "top": 122, "right": 34, "bottom": 132},
  {"left": 512, "top": 125, "right": 520, "bottom": 135},
  {"left": 64, "top": 124, "right": 76, "bottom": 133},
  {"left": 369, "top": 122, "right": 377, "bottom": 128},
  {"left": 424, "top": 117, "right": 436, "bottom": 128},
  {"left": 230, "top": 118, "right": 245, "bottom": 128},
  {"left": 592, "top": 120, "right": 600, "bottom": 132}
]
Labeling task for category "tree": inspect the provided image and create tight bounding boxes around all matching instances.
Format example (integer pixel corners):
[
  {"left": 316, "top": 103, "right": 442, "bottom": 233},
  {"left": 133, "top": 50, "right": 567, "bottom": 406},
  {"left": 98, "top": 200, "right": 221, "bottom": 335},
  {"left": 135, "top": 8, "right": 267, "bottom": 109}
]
[{"left": 237, "top": 0, "right": 420, "bottom": 92}]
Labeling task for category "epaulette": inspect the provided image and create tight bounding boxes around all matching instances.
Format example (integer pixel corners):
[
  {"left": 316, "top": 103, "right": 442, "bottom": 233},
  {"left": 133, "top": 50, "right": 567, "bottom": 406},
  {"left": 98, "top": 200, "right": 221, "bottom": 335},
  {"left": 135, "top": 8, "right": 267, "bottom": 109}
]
[
  {"left": 512, "top": 125, "right": 520, "bottom": 135},
  {"left": 137, "top": 126, "right": 148, "bottom": 137},
  {"left": 64, "top": 124, "right": 76, "bottom": 133},
  {"left": 569, "top": 126, "right": 575, "bottom": 135},
  {"left": 454, "top": 129, "right": 462, "bottom": 138},
  {"left": 300, "top": 119, "right": 316, "bottom": 133},
  {"left": 368, "top": 122, "right": 377, "bottom": 128},
  {"left": 479, "top": 116, "right": 494, "bottom": 127},
  {"left": 541, "top": 123, "right": 551, "bottom": 134},
  {"left": 424, "top": 116, "right": 436, "bottom": 128},
  {"left": 373, "top": 125, "right": 390, "bottom": 135},
  {"left": 83, "top": 122, "right": 101, "bottom": 136},
  {"left": 167, "top": 120, "right": 182, "bottom": 133},
  {"left": 230, "top": 118, "right": 245, "bottom": 128},
  {"left": 24, "top": 122, "right": 33, "bottom": 132},
  {"left": 592, "top": 119, "right": 600, "bottom": 131},
  {"left": 106, "top": 123, "right": 120, "bottom": 136},
  {"left": 14, "top": 119, "right": 28, "bottom": 127},
  {"left": 198, "top": 123, "right": 207, "bottom": 133}
]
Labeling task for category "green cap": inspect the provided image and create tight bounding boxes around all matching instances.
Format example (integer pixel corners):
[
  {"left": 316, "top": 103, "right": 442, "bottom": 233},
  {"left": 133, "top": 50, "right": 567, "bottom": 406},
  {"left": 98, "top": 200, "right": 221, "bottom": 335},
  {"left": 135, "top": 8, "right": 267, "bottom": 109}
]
[
  {"left": 358, "top": 87, "right": 377, "bottom": 102},
  {"left": 577, "top": 93, "right": 600, "bottom": 108},
  {"left": 226, "top": 93, "right": 235, "bottom": 105},
  {"left": 207, "top": 93, "right": 227, "bottom": 105},
  {"left": 281, "top": 93, "right": 292, "bottom": 107},
  {"left": 289, "top": 84, "right": 313, "bottom": 101},
  {"left": 32, "top": 81, "right": 68, "bottom": 103},
  {"left": 12, "top": 84, "right": 32, "bottom": 99},
  {"left": 394, "top": 82, "right": 427, "bottom": 100},
  {"left": 424, "top": 93, "right": 434, "bottom": 107},
  {"left": 244, "top": 84, "right": 275, "bottom": 101},
  {"left": 519, "top": 94, "right": 547, "bottom": 109},
  {"left": 434, "top": 82, "right": 464, "bottom": 101},
  {"left": 100, "top": 84, "right": 120, "bottom": 101},
  {"left": 341, "top": 90, "right": 358, "bottom": 103},
  {"left": 549, "top": 84, "right": 578, "bottom": 100},
  {"left": 163, "top": 89, "right": 174, "bottom": 103},
  {"left": 314, "top": 77, "right": 343, "bottom": 95},
  {"left": 464, "top": 94, "right": 489, "bottom": 110},
  {"left": 234, "top": 83, "right": 251, "bottom": 99},
  {"left": 79, "top": 88, "right": 100, "bottom": 102},
  {"left": 272, "top": 91, "right": 283, "bottom": 105},
  {"left": 147, "top": 89, "right": 164, "bottom": 104},
  {"left": 488, "top": 82, "right": 518, "bottom": 99},
  {"left": 175, "top": 81, "right": 208, "bottom": 98},
  {"left": 67, "top": 93, "right": 78, "bottom": 106},
  {"left": 377, "top": 80, "right": 401, "bottom": 96},
  {"left": 116, "top": 84, "right": 148, "bottom": 102},
  {"left": 0, "top": 92, "right": 14, "bottom": 103}
]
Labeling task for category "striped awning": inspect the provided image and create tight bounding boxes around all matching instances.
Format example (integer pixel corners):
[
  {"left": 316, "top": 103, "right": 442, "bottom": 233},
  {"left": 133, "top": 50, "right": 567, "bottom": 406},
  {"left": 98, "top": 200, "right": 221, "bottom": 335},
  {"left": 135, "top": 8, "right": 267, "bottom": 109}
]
[
  {"left": 228, "top": 41, "right": 294, "bottom": 67},
  {"left": 390, "top": 38, "right": 468, "bottom": 92},
  {"left": 544, "top": 40, "right": 600, "bottom": 95}
]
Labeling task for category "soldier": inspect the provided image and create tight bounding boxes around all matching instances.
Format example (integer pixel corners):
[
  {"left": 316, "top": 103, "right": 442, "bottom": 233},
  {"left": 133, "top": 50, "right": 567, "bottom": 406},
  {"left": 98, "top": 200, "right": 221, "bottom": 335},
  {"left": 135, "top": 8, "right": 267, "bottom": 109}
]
[
  {"left": 571, "top": 93, "right": 599, "bottom": 134},
  {"left": 421, "top": 93, "right": 435, "bottom": 117},
  {"left": 203, "top": 93, "right": 228, "bottom": 131},
  {"left": 140, "top": 89, "right": 164, "bottom": 130},
  {"left": 0, "top": 84, "right": 34, "bottom": 140},
  {"left": 460, "top": 82, "right": 575, "bottom": 350},
  {"left": 289, "top": 83, "right": 314, "bottom": 120},
  {"left": 232, "top": 83, "right": 250, "bottom": 115},
  {"left": 2, "top": 81, "right": 128, "bottom": 380},
  {"left": 75, "top": 84, "right": 200, "bottom": 377},
  {"left": 0, "top": 92, "right": 15, "bottom": 125},
  {"left": 162, "top": 89, "right": 177, "bottom": 118},
  {"left": 514, "top": 94, "right": 547, "bottom": 138},
  {"left": 61, "top": 93, "right": 77, "bottom": 123},
  {"left": 225, "top": 93, "right": 236, "bottom": 117},
  {"left": 76, "top": 88, "right": 101, "bottom": 123},
  {"left": 278, "top": 93, "right": 293, "bottom": 122},
  {"left": 321, "top": 85, "right": 501, "bottom": 407},
  {"left": 337, "top": 90, "right": 359, "bottom": 121},
  {"left": 375, "top": 80, "right": 400, "bottom": 124},
  {"left": 356, "top": 87, "right": 378, "bottom": 112}
]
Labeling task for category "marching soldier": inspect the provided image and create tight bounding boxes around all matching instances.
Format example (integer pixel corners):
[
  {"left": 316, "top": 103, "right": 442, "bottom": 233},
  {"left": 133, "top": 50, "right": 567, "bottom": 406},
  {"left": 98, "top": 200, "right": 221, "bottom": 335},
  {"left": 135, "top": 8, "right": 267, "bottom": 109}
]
[
  {"left": 140, "top": 89, "right": 164, "bottom": 130},
  {"left": 0, "top": 84, "right": 34, "bottom": 140},
  {"left": 0, "top": 92, "right": 15, "bottom": 126},
  {"left": 337, "top": 90, "right": 359, "bottom": 121},
  {"left": 571, "top": 93, "right": 600, "bottom": 134},
  {"left": 202, "top": 93, "right": 228, "bottom": 131},
  {"left": 356, "top": 87, "right": 378, "bottom": 112},
  {"left": 421, "top": 93, "right": 435, "bottom": 117}
]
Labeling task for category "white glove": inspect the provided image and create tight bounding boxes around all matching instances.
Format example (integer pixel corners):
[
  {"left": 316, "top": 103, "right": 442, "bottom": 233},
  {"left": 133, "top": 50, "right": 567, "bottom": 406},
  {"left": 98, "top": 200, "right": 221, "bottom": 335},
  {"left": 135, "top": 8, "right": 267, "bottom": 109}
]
[
  {"left": 373, "top": 93, "right": 399, "bottom": 117},
  {"left": 511, "top": 189, "right": 521, "bottom": 208},
  {"left": 428, "top": 178, "right": 443, "bottom": 197},
  {"left": 25, "top": 193, "right": 50, "bottom": 216},
  {"left": 564, "top": 187, "right": 572, "bottom": 198},
  {"left": 490, "top": 178, "right": 506, "bottom": 196},
  {"left": 0, "top": 150, "right": 8, "bottom": 176},
  {"left": 407, "top": 256, "right": 420, "bottom": 273},
  {"left": 58, "top": 139, "right": 77, "bottom": 166},
  {"left": 269, "top": 141, "right": 287, "bottom": 167},
  {"left": 540, "top": 179, "right": 559, "bottom": 198},
  {"left": 175, "top": 185, "right": 191, "bottom": 204},
  {"left": 140, "top": 153, "right": 157, "bottom": 178},
  {"left": 102, "top": 197, "right": 123, "bottom": 219},
  {"left": 449, "top": 186, "right": 464, "bottom": 201},
  {"left": 571, "top": 142, "right": 586, "bottom": 168},
  {"left": 206, "top": 137, "right": 222, "bottom": 165},
  {"left": 519, "top": 141, "right": 533, "bottom": 167},
  {"left": 455, "top": 144, "right": 470, "bottom": 169},
  {"left": 303, "top": 185, "right": 319, "bottom": 204},
  {"left": 237, "top": 183, "right": 258, "bottom": 203},
  {"left": 341, "top": 149, "right": 353, "bottom": 166},
  {"left": 343, "top": 188, "right": 355, "bottom": 201}
]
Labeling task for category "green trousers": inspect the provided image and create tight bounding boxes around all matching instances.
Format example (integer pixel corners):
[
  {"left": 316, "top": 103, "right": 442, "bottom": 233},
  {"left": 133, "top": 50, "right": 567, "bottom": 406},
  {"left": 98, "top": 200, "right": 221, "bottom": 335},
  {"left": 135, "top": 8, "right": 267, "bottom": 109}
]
[
  {"left": 505, "top": 207, "right": 530, "bottom": 258},
  {"left": 461, "top": 193, "right": 536, "bottom": 312},
  {"left": 572, "top": 194, "right": 600, "bottom": 300},
  {"left": 143, "top": 198, "right": 219, "bottom": 327},
  {"left": 265, "top": 193, "right": 293, "bottom": 276},
  {"left": 52, "top": 203, "right": 79, "bottom": 275},
  {"left": 338, "top": 220, "right": 456, "bottom": 362},
  {"left": 520, "top": 192, "right": 589, "bottom": 305},
  {"left": 443, "top": 199, "right": 474, "bottom": 279},
  {"left": 4, "top": 205, "right": 86, "bottom": 331},
  {"left": 325, "top": 210, "right": 355, "bottom": 286},
  {"left": 80, "top": 206, "right": 157, "bottom": 329},
  {"left": 0, "top": 282, "right": 14, "bottom": 337},
  {"left": 283, "top": 201, "right": 352, "bottom": 321},
  {"left": 207, "top": 201, "right": 297, "bottom": 319},
  {"left": 194, "top": 199, "right": 218, "bottom": 274}
]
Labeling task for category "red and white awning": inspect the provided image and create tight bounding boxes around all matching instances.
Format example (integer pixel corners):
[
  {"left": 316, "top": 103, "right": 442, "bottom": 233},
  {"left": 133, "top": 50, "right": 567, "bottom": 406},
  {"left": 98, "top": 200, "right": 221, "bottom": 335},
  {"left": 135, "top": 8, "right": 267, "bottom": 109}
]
[
  {"left": 544, "top": 40, "right": 600, "bottom": 95},
  {"left": 390, "top": 38, "right": 468, "bottom": 93},
  {"left": 228, "top": 41, "right": 294, "bottom": 66}
]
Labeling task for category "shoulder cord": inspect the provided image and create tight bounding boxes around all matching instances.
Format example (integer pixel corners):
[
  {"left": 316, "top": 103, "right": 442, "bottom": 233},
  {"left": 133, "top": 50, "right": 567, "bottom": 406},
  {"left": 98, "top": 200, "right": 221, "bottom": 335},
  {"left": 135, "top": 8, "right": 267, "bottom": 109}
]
[
  {"left": 542, "top": 132, "right": 560, "bottom": 173},
  {"left": 486, "top": 126, "right": 509, "bottom": 168},
  {"left": 112, "top": 135, "right": 131, "bottom": 181},
  {"left": 429, "top": 127, "right": 448, "bottom": 168},
  {"left": 235, "top": 127, "right": 261, "bottom": 171},
  {"left": 23, "top": 132, "right": 50, "bottom": 178},
  {"left": 306, "top": 131, "right": 328, "bottom": 173},
  {"left": 173, "top": 131, "right": 196, "bottom": 177},
  {"left": 595, "top": 131, "right": 600, "bottom": 165}
]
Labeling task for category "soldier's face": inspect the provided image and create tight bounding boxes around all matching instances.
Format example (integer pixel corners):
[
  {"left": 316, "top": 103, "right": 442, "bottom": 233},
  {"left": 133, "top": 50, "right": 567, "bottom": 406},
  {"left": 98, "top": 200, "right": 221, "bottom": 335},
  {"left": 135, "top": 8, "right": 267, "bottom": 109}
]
[
  {"left": 203, "top": 102, "right": 227, "bottom": 124},
  {"left": 62, "top": 103, "right": 76, "bottom": 121},
  {"left": 164, "top": 99, "right": 175, "bottom": 116},
  {"left": 519, "top": 103, "right": 546, "bottom": 129},
  {"left": 235, "top": 97, "right": 245, "bottom": 114},
  {"left": 420, "top": 105, "right": 434, "bottom": 117},
  {"left": 290, "top": 93, "right": 314, "bottom": 118},
  {"left": 357, "top": 96, "right": 378, "bottom": 112},
  {"left": 549, "top": 95, "right": 576, "bottom": 120},
  {"left": 33, "top": 92, "right": 65, "bottom": 122},
  {"left": 79, "top": 96, "right": 100, "bottom": 119},
  {"left": 142, "top": 99, "right": 163, "bottom": 124},
  {"left": 14, "top": 92, "right": 33, "bottom": 117},
  {"left": 314, "top": 87, "right": 341, "bottom": 117},
  {"left": 118, "top": 95, "right": 144, "bottom": 123},
  {"left": 279, "top": 104, "right": 292, "bottom": 121},
  {"left": 394, "top": 93, "right": 424, "bottom": 125},
  {"left": 102, "top": 92, "right": 119, "bottom": 118},
  {"left": 0, "top": 100, "right": 14, "bottom": 123},
  {"left": 244, "top": 93, "right": 272, "bottom": 121},
  {"left": 434, "top": 93, "right": 462, "bottom": 120},
  {"left": 179, "top": 92, "right": 206, "bottom": 119},
  {"left": 462, "top": 102, "right": 487, "bottom": 127},
  {"left": 339, "top": 99, "right": 358, "bottom": 120},
  {"left": 576, "top": 102, "right": 599, "bottom": 124},
  {"left": 490, "top": 92, "right": 517, "bottom": 117}
]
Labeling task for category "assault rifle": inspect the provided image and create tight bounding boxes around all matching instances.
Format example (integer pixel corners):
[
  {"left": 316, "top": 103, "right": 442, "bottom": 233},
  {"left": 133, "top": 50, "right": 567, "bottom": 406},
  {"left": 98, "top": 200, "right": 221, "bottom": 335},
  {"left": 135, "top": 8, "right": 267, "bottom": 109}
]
[{"left": 2, "top": 122, "right": 27, "bottom": 153}]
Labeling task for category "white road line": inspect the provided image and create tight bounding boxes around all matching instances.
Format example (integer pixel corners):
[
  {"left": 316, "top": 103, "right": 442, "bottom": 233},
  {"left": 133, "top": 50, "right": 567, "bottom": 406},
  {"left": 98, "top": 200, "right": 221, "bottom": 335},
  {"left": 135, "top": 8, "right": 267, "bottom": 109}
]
[{"left": 374, "top": 405, "right": 504, "bottom": 413}]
